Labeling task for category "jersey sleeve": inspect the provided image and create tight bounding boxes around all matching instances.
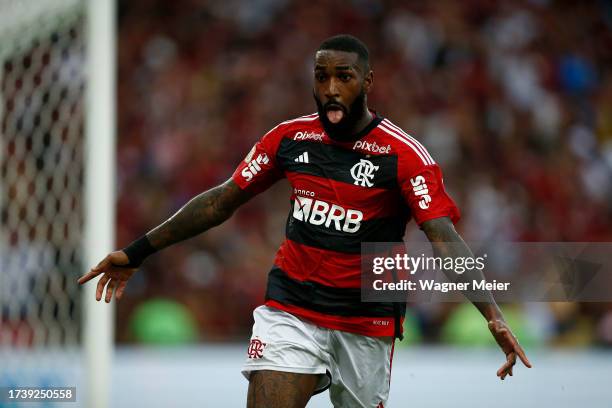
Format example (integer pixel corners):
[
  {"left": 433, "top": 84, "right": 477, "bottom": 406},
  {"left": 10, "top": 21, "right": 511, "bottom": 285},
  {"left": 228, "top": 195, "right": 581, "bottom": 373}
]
[
  {"left": 231, "top": 126, "right": 285, "bottom": 195},
  {"left": 398, "top": 150, "right": 461, "bottom": 227}
]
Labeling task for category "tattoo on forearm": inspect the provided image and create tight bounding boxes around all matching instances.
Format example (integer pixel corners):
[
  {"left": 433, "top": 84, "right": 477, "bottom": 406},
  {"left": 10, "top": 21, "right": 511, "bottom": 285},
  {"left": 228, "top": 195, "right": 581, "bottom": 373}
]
[
  {"left": 422, "top": 217, "right": 499, "bottom": 315},
  {"left": 145, "top": 179, "right": 251, "bottom": 251}
]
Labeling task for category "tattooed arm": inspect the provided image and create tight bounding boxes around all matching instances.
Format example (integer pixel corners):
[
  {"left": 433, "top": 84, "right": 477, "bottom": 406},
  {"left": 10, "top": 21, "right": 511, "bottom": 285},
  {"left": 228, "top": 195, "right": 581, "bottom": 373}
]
[
  {"left": 421, "top": 217, "right": 500, "bottom": 319},
  {"left": 77, "top": 179, "right": 252, "bottom": 302},
  {"left": 146, "top": 178, "right": 251, "bottom": 250},
  {"left": 421, "top": 217, "right": 532, "bottom": 379}
]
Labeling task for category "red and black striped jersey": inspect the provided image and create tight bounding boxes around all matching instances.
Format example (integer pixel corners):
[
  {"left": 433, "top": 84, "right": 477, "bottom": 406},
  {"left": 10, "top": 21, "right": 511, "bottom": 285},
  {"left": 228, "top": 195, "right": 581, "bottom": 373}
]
[{"left": 231, "top": 112, "right": 460, "bottom": 337}]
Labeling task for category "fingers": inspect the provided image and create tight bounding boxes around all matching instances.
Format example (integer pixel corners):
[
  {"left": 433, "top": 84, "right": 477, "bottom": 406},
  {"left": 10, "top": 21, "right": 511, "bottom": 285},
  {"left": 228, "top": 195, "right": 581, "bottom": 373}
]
[
  {"left": 96, "top": 275, "right": 110, "bottom": 301},
  {"left": 77, "top": 269, "right": 102, "bottom": 285},
  {"left": 496, "top": 337, "right": 532, "bottom": 379},
  {"left": 514, "top": 343, "right": 532, "bottom": 368},
  {"left": 105, "top": 279, "right": 117, "bottom": 303},
  {"left": 115, "top": 281, "right": 128, "bottom": 301},
  {"left": 505, "top": 331, "right": 533, "bottom": 368},
  {"left": 491, "top": 320, "right": 533, "bottom": 378},
  {"left": 77, "top": 256, "right": 111, "bottom": 285},
  {"left": 79, "top": 253, "right": 133, "bottom": 303},
  {"left": 498, "top": 366, "right": 511, "bottom": 380},
  {"left": 497, "top": 352, "right": 516, "bottom": 380},
  {"left": 93, "top": 275, "right": 125, "bottom": 303}
]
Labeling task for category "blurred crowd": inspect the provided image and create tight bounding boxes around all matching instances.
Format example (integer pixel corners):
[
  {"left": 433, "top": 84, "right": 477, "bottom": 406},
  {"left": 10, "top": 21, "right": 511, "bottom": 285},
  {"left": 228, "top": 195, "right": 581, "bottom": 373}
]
[{"left": 113, "top": 0, "right": 612, "bottom": 346}]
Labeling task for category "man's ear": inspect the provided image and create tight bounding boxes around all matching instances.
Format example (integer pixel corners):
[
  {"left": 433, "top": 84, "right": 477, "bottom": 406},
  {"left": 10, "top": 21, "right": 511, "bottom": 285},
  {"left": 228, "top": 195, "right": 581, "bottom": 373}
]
[{"left": 364, "top": 70, "right": 374, "bottom": 93}]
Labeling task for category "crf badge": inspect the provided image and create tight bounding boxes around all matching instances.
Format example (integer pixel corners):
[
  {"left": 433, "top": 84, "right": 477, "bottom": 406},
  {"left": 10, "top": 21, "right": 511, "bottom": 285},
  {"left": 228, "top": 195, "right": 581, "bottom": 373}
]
[
  {"left": 247, "top": 337, "right": 266, "bottom": 359},
  {"left": 350, "top": 159, "right": 379, "bottom": 187}
]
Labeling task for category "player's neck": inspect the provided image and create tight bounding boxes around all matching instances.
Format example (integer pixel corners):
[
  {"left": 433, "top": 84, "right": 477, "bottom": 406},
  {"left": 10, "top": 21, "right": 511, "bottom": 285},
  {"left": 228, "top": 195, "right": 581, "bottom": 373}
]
[{"left": 350, "top": 108, "right": 374, "bottom": 136}]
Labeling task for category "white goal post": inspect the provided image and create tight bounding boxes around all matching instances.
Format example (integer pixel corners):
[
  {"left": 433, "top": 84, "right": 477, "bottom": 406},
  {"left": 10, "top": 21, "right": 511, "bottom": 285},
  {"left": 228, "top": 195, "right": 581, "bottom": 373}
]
[
  {"left": 0, "top": 1, "right": 115, "bottom": 407},
  {"left": 84, "top": 0, "right": 115, "bottom": 407}
]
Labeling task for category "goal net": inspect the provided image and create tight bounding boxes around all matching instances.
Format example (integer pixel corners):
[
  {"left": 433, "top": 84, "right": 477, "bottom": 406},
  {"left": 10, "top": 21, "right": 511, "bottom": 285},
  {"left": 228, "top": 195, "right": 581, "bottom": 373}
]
[{"left": 0, "top": 1, "right": 112, "bottom": 406}]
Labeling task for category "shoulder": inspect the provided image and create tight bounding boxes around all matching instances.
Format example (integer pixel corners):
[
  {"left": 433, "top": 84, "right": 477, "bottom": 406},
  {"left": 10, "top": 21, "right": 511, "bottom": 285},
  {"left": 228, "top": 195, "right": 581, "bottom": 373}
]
[
  {"left": 265, "top": 113, "right": 321, "bottom": 138},
  {"left": 251, "top": 113, "right": 322, "bottom": 157},
  {"left": 373, "top": 117, "right": 436, "bottom": 167}
]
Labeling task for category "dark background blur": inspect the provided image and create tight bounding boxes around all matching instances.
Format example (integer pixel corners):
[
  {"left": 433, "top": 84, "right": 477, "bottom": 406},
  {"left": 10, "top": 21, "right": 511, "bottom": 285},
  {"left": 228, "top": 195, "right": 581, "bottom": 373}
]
[{"left": 113, "top": 0, "right": 612, "bottom": 347}]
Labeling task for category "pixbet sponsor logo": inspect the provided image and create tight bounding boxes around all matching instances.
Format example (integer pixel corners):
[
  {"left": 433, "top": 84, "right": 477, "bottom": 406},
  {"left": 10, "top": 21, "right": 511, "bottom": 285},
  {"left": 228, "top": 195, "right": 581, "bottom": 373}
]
[
  {"left": 241, "top": 153, "right": 269, "bottom": 182},
  {"left": 352, "top": 140, "right": 391, "bottom": 154},
  {"left": 294, "top": 131, "right": 324, "bottom": 142},
  {"left": 292, "top": 196, "right": 363, "bottom": 233},
  {"left": 410, "top": 175, "right": 431, "bottom": 209}
]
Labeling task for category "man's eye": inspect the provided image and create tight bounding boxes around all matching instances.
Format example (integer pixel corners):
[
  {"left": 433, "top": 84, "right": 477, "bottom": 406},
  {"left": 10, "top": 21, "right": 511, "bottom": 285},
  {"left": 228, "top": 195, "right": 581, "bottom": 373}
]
[
  {"left": 316, "top": 73, "right": 327, "bottom": 81},
  {"left": 339, "top": 74, "right": 351, "bottom": 81}
]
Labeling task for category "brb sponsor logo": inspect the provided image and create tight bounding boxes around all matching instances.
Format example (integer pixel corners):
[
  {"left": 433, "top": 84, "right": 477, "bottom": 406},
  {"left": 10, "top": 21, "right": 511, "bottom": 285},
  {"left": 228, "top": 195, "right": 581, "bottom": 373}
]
[
  {"left": 292, "top": 196, "right": 363, "bottom": 233},
  {"left": 353, "top": 140, "right": 391, "bottom": 154},
  {"left": 410, "top": 175, "right": 431, "bottom": 209},
  {"left": 294, "top": 131, "right": 324, "bottom": 142},
  {"left": 241, "top": 153, "right": 269, "bottom": 182}
]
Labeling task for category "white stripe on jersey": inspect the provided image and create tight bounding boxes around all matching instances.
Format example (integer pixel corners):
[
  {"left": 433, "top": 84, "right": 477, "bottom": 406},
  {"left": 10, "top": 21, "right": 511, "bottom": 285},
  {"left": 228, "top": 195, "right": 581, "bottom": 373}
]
[
  {"left": 266, "top": 113, "right": 319, "bottom": 135},
  {"left": 378, "top": 122, "right": 430, "bottom": 165},
  {"left": 280, "top": 113, "right": 319, "bottom": 125},
  {"left": 381, "top": 119, "right": 435, "bottom": 165}
]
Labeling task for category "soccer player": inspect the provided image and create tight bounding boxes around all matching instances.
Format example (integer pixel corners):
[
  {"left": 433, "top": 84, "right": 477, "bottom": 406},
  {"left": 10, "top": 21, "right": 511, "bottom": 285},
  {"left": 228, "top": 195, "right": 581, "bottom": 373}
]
[{"left": 79, "top": 34, "right": 531, "bottom": 408}]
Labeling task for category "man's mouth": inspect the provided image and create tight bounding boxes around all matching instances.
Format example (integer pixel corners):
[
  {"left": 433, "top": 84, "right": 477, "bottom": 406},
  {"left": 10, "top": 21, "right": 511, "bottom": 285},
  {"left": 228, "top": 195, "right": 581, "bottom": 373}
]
[{"left": 325, "top": 103, "right": 346, "bottom": 124}]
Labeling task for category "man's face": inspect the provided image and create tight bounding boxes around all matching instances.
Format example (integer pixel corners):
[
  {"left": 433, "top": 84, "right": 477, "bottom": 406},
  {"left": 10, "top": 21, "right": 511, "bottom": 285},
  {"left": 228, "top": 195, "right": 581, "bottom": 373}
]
[{"left": 313, "top": 50, "right": 373, "bottom": 140}]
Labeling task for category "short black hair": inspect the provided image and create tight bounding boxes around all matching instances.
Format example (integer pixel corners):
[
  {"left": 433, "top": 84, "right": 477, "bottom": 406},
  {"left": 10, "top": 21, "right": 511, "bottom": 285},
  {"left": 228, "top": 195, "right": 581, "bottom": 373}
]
[{"left": 317, "top": 34, "right": 370, "bottom": 70}]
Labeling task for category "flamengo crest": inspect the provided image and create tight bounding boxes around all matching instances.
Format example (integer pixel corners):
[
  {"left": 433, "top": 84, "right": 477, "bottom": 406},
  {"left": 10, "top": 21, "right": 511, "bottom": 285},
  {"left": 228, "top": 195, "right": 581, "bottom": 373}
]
[
  {"left": 350, "top": 159, "right": 379, "bottom": 187},
  {"left": 247, "top": 337, "right": 266, "bottom": 359}
]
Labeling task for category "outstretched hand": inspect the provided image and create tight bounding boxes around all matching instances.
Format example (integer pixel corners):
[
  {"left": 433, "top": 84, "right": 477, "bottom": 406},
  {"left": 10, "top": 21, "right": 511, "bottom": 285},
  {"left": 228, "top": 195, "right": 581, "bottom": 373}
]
[
  {"left": 77, "top": 251, "right": 137, "bottom": 303},
  {"left": 488, "top": 319, "right": 532, "bottom": 380}
]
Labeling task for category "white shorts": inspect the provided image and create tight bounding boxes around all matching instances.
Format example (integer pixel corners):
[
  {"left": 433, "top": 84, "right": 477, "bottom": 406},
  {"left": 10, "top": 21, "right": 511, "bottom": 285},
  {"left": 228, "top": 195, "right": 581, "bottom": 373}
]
[{"left": 242, "top": 305, "right": 395, "bottom": 408}]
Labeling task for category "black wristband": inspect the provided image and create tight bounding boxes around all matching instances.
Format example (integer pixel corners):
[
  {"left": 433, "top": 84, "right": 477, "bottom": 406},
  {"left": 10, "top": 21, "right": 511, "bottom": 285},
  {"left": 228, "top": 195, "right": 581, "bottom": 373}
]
[{"left": 122, "top": 235, "right": 157, "bottom": 267}]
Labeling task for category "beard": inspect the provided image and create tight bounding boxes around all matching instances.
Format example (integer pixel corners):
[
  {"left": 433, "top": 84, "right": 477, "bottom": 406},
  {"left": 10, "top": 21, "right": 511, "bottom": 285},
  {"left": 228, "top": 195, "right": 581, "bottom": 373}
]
[{"left": 314, "top": 89, "right": 367, "bottom": 142}]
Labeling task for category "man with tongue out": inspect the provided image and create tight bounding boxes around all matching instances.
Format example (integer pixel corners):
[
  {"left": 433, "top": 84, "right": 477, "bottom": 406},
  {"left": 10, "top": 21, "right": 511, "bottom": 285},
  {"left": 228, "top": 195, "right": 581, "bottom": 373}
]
[
  {"left": 79, "top": 34, "right": 530, "bottom": 407},
  {"left": 313, "top": 40, "right": 373, "bottom": 142}
]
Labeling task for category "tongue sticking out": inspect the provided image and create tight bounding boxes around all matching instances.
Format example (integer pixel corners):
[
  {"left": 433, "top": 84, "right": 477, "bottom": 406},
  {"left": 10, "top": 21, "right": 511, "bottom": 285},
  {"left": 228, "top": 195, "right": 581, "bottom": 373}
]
[{"left": 327, "top": 110, "right": 344, "bottom": 124}]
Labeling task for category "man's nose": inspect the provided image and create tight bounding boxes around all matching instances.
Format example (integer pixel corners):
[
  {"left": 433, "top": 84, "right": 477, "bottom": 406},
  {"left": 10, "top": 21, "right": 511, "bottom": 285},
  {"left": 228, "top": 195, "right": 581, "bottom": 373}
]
[{"left": 325, "top": 78, "right": 340, "bottom": 99}]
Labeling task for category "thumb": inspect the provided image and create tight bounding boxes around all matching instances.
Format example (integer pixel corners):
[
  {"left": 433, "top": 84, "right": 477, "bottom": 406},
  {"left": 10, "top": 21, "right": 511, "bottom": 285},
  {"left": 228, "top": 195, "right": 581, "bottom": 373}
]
[
  {"left": 93, "top": 256, "right": 111, "bottom": 272},
  {"left": 109, "top": 250, "right": 131, "bottom": 266}
]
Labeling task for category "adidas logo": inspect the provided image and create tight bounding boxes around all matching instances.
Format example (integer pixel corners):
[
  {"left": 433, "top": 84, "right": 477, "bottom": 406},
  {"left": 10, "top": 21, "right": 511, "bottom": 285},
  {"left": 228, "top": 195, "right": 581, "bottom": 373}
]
[{"left": 294, "top": 151, "right": 309, "bottom": 163}]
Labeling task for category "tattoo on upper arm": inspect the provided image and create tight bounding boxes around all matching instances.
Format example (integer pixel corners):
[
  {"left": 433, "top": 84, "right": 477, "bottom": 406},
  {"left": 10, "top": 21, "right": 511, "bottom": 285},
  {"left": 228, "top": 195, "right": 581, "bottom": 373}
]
[
  {"left": 421, "top": 216, "right": 473, "bottom": 263},
  {"left": 421, "top": 217, "right": 460, "bottom": 243},
  {"left": 146, "top": 179, "right": 252, "bottom": 250}
]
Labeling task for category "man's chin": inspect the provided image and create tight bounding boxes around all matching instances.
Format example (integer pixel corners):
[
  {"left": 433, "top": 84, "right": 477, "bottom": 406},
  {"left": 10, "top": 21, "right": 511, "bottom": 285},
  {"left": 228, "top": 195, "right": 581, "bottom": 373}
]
[
  {"left": 316, "top": 108, "right": 356, "bottom": 141},
  {"left": 320, "top": 120, "right": 352, "bottom": 141}
]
